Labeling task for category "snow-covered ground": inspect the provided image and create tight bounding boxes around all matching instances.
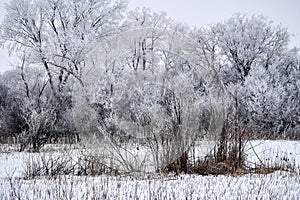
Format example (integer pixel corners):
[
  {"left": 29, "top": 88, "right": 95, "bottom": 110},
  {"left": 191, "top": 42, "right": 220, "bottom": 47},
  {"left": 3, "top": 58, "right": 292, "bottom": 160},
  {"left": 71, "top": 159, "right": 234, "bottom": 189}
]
[
  {"left": 1, "top": 171, "right": 299, "bottom": 199},
  {"left": 246, "top": 140, "right": 300, "bottom": 169},
  {"left": 0, "top": 140, "right": 300, "bottom": 199}
]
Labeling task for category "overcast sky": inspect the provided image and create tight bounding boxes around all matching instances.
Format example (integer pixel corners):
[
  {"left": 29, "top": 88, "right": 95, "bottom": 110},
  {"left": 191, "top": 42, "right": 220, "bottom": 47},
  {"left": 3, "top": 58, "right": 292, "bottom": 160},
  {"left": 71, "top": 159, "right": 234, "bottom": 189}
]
[{"left": 1, "top": 0, "right": 299, "bottom": 73}]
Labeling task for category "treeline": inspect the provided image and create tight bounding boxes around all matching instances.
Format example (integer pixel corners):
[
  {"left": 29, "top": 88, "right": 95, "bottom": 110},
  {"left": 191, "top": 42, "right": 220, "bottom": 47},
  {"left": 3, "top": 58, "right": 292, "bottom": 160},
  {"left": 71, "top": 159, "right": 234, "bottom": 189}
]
[{"left": 0, "top": 0, "right": 299, "bottom": 152}]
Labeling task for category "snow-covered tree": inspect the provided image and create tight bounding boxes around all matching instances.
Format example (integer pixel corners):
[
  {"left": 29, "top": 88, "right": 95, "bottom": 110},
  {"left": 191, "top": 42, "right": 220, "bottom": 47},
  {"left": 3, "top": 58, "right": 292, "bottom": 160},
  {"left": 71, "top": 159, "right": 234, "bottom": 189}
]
[
  {"left": 194, "top": 14, "right": 298, "bottom": 137},
  {"left": 242, "top": 48, "right": 300, "bottom": 136},
  {"left": 0, "top": 0, "right": 126, "bottom": 95},
  {"left": 0, "top": 0, "right": 126, "bottom": 147},
  {"left": 196, "top": 14, "right": 290, "bottom": 83}
]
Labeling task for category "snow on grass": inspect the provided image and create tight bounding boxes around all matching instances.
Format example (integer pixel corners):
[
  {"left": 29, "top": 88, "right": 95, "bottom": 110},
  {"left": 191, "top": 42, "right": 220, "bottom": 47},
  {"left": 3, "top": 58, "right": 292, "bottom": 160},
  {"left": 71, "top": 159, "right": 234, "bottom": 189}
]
[
  {"left": 0, "top": 171, "right": 299, "bottom": 199},
  {"left": 0, "top": 140, "right": 300, "bottom": 199},
  {"left": 246, "top": 140, "right": 300, "bottom": 168}
]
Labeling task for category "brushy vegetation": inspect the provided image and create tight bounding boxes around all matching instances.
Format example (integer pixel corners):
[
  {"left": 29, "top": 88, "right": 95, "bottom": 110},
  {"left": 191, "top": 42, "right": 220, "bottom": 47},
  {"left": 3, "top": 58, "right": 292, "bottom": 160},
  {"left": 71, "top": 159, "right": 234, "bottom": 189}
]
[{"left": 0, "top": 139, "right": 299, "bottom": 199}]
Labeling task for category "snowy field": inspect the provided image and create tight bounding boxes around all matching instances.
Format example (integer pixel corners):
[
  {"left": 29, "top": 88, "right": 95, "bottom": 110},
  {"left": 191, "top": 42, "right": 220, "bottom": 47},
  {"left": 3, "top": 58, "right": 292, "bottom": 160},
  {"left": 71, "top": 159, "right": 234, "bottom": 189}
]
[{"left": 0, "top": 140, "right": 300, "bottom": 199}]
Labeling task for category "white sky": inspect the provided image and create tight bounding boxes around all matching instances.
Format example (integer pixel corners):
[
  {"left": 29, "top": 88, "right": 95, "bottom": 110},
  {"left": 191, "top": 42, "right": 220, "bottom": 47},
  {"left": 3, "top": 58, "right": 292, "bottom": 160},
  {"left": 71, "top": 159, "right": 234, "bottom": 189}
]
[{"left": 1, "top": 0, "right": 300, "bottom": 73}]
